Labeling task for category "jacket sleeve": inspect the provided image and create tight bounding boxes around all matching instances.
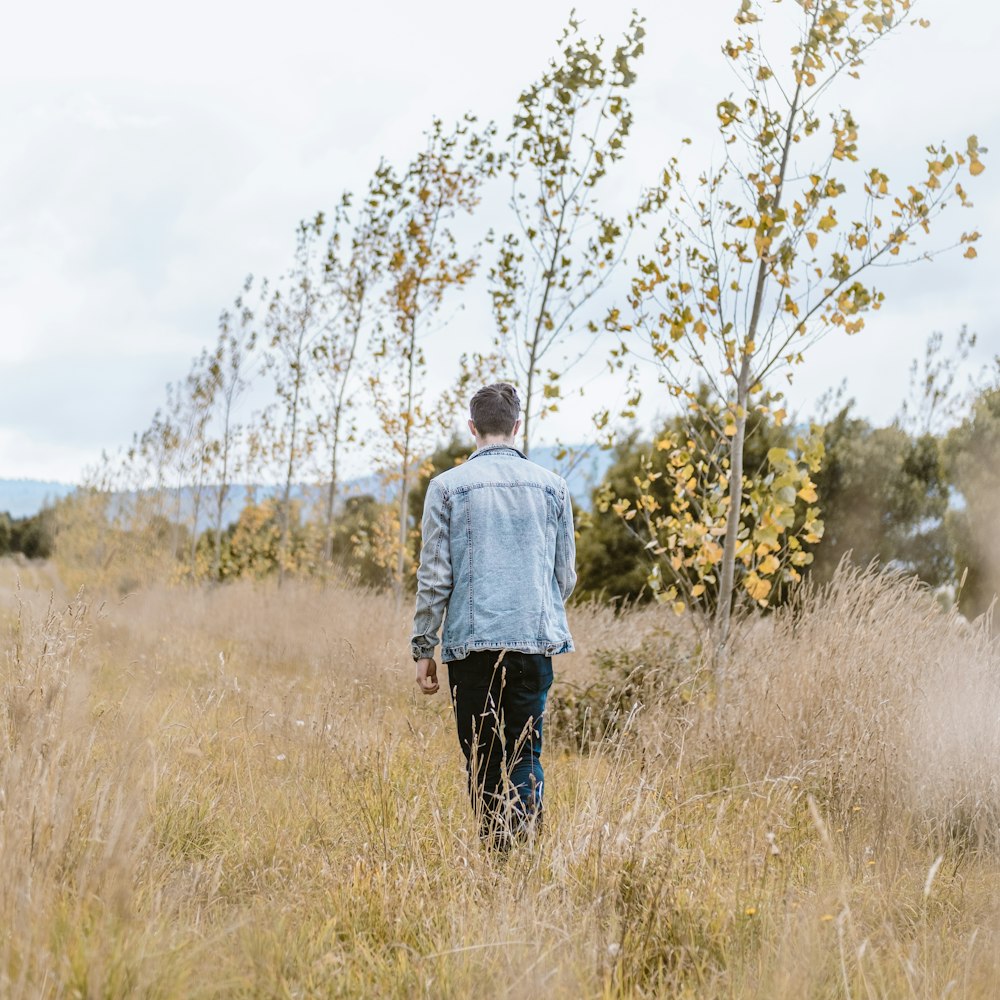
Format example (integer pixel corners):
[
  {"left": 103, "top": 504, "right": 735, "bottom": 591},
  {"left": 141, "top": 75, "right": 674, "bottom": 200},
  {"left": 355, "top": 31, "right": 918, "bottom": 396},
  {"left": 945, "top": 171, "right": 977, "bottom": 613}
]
[
  {"left": 554, "top": 481, "right": 577, "bottom": 602},
  {"left": 410, "top": 477, "right": 452, "bottom": 660}
]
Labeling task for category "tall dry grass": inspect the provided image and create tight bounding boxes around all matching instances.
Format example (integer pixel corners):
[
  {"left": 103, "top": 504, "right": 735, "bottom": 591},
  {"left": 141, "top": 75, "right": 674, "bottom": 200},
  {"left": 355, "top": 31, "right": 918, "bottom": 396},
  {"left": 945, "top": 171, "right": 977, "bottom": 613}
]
[
  {"left": 1, "top": 556, "right": 999, "bottom": 997},
  {"left": 698, "top": 567, "right": 1000, "bottom": 847}
]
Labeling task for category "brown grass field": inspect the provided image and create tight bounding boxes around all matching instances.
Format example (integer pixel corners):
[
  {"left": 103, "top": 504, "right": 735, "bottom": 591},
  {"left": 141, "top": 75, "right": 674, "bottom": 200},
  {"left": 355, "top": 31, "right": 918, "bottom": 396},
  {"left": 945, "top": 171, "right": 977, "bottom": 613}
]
[{"left": 2, "top": 556, "right": 999, "bottom": 998}]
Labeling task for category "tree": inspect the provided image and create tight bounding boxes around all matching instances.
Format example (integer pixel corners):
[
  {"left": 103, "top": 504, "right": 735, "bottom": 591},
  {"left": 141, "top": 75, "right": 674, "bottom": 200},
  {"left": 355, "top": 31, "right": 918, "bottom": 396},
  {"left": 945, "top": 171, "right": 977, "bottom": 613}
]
[
  {"left": 130, "top": 366, "right": 216, "bottom": 577},
  {"left": 265, "top": 216, "right": 328, "bottom": 583},
  {"left": 10, "top": 509, "right": 55, "bottom": 560},
  {"left": 222, "top": 498, "right": 285, "bottom": 581},
  {"left": 369, "top": 116, "right": 498, "bottom": 594},
  {"left": 899, "top": 326, "right": 978, "bottom": 436},
  {"left": 575, "top": 431, "right": 651, "bottom": 605},
  {"left": 944, "top": 376, "right": 1000, "bottom": 621},
  {"left": 117, "top": 401, "right": 190, "bottom": 580},
  {"left": 611, "top": 0, "right": 986, "bottom": 647},
  {"left": 0, "top": 510, "right": 54, "bottom": 560},
  {"left": 809, "top": 405, "right": 950, "bottom": 585},
  {"left": 313, "top": 179, "right": 392, "bottom": 563},
  {"left": 204, "top": 276, "right": 261, "bottom": 581},
  {"left": 490, "top": 12, "right": 646, "bottom": 456},
  {"left": 327, "top": 494, "right": 397, "bottom": 591},
  {"left": 177, "top": 350, "right": 219, "bottom": 579},
  {"left": 134, "top": 406, "right": 177, "bottom": 529},
  {"left": 591, "top": 389, "right": 795, "bottom": 611}
]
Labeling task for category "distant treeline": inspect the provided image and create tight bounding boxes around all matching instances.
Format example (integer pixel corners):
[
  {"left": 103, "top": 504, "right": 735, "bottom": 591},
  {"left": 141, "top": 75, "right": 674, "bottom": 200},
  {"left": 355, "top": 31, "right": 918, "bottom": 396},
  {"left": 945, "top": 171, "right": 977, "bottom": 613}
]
[{"left": 48, "top": 353, "right": 1000, "bottom": 628}]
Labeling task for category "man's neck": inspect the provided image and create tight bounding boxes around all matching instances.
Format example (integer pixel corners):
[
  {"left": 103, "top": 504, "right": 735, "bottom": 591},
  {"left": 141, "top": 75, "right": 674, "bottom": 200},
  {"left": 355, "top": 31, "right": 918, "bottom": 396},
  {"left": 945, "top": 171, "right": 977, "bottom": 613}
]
[{"left": 475, "top": 437, "right": 516, "bottom": 449}]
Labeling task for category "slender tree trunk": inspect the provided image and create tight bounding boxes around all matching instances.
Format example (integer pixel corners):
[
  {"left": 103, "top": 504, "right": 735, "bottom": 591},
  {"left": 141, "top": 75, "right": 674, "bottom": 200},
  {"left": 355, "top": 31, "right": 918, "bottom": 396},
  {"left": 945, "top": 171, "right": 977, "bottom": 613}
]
[
  {"left": 521, "top": 206, "right": 565, "bottom": 457},
  {"left": 523, "top": 347, "right": 537, "bottom": 457},
  {"left": 396, "top": 320, "right": 417, "bottom": 596},
  {"left": 394, "top": 212, "right": 431, "bottom": 599},
  {"left": 323, "top": 307, "right": 364, "bottom": 565},
  {"left": 279, "top": 377, "right": 301, "bottom": 587},
  {"left": 323, "top": 423, "right": 340, "bottom": 563},
  {"left": 189, "top": 471, "right": 204, "bottom": 579},
  {"left": 213, "top": 487, "right": 226, "bottom": 580},
  {"left": 278, "top": 325, "right": 307, "bottom": 587},
  {"left": 213, "top": 395, "right": 234, "bottom": 581},
  {"left": 714, "top": 361, "right": 750, "bottom": 648},
  {"left": 171, "top": 477, "right": 185, "bottom": 565},
  {"left": 713, "top": 59, "right": 805, "bottom": 652},
  {"left": 213, "top": 453, "right": 229, "bottom": 581}
]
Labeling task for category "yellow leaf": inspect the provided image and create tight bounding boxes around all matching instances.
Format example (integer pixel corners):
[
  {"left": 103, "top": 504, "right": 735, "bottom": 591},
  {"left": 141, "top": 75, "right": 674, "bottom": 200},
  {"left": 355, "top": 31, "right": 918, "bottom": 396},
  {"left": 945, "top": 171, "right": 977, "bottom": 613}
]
[
  {"left": 724, "top": 423, "right": 737, "bottom": 437},
  {"left": 672, "top": 601, "right": 686, "bottom": 616},
  {"left": 744, "top": 573, "right": 772, "bottom": 603},
  {"left": 704, "top": 541, "right": 724, "bottom": 564},
  {"left": 806, "top": 231, "right": 818, "bottom": 250},
  {"left": 817, "top": 209, "right": 837, "bottom": 233},
  {"left": 797, "top": 485, "right": 818, "bottom": 502},
  {"left": 758, "top": 554, "right": 780, "bottom": 575},
  {"left": 964, "top": 246, "right": 978, "bottom": 259},
  {"left": 735, "top": 216, "right": 756, "bottom": 229},
  {"left": 970, "top": 159, "right": 985, "bottom": 177}
]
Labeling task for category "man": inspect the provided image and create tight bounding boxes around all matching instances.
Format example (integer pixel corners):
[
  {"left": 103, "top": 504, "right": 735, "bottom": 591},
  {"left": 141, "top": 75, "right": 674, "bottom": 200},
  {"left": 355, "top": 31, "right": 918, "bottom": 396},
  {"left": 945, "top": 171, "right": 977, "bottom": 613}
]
[{"left": 411, "top": 382, "right": 577, "bottom": 849}]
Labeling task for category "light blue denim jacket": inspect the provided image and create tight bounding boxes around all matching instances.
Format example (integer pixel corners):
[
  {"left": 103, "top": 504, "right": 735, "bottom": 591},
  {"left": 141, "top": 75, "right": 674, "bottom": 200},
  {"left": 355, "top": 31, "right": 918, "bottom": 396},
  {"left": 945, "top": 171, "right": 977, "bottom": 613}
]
[{"left": 411, "top": 444, "right": 577, "bottom": 663}]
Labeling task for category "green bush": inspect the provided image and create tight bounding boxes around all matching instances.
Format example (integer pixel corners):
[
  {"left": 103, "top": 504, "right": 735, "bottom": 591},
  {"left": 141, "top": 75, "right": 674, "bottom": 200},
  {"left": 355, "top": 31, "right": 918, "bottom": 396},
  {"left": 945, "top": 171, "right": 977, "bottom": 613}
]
[
  {"left": 548, "top": 636, "right": 698, "bottom": 752},
  {"left": 0, "top": 508, "right": 55, "bottom": 560}
]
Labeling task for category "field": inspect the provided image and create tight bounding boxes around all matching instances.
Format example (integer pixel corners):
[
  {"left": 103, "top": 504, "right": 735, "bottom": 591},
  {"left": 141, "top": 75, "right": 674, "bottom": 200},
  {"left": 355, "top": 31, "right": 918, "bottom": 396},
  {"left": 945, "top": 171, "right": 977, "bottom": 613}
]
[{"left": 2, "top": 557, "right": 999, "bottom": 998}]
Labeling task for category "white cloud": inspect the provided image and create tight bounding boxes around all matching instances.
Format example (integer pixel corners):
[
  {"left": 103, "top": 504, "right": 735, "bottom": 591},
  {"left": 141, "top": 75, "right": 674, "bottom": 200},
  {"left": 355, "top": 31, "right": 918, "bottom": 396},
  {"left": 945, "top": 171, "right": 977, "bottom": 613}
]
[{"left": 1, "top": 0, "right": 997, "bottom": 481}]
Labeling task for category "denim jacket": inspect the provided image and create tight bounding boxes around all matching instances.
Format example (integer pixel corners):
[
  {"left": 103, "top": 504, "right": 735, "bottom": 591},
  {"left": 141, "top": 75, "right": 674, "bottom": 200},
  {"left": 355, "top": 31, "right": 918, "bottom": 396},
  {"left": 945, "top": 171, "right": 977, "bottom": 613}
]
[{"left": 411, "top": 444, "right": 577, "bottom": 663}]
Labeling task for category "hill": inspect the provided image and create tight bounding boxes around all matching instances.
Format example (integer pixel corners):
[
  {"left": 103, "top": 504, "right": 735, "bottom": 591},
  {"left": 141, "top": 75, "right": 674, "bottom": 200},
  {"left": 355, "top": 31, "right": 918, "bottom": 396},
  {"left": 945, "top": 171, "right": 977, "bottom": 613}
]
[
  {"left": 0, "top": 479, "right": 77, "bottom": 518},
  {"left": 0, "top": 444, "right": 614, "bottom": 523}
]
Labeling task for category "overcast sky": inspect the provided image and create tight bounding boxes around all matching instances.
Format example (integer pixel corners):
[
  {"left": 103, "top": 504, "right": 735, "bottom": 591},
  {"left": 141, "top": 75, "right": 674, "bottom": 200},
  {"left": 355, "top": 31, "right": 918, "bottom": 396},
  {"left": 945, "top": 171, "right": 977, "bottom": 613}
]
[{"left": 1, "top": 0, "right": 996, "bottom": 483}]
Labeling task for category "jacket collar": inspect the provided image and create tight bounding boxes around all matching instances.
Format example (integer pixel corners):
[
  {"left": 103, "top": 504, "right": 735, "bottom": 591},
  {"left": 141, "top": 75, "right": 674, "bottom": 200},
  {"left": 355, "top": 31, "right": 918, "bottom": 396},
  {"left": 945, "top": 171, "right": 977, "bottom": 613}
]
[{"left": 468, "top": 443, "right": 527, "bottom": 461}]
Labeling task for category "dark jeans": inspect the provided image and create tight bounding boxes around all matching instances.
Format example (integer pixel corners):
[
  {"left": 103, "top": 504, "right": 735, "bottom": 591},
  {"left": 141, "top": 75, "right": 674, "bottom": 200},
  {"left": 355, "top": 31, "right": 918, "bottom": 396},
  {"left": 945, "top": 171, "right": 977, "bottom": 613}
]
[{"left": 446, "top": 649, "right": 554, "bottom": 849}]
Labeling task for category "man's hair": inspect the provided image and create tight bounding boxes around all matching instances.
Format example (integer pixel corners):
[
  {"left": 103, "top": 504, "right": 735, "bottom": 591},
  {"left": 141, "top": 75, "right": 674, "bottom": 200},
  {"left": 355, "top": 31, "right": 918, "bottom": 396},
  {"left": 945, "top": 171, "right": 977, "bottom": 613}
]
[{"left": 470, "top": 383, "right": 521, "bottom": 437}]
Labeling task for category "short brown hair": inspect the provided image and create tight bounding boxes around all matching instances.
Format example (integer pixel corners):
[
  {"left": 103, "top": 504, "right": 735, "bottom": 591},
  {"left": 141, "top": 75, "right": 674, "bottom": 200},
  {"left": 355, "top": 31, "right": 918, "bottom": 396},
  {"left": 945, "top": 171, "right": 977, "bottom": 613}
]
[{"left": 470, "top": 383, "right": 520, "bottom": 437}]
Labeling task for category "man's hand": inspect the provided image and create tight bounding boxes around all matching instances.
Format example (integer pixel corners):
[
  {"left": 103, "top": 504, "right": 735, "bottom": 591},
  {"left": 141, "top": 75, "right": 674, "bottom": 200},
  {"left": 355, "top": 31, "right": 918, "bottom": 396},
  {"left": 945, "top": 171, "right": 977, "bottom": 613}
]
[{"left": 415, "top": 657, "right": 439, "bottom": 695}]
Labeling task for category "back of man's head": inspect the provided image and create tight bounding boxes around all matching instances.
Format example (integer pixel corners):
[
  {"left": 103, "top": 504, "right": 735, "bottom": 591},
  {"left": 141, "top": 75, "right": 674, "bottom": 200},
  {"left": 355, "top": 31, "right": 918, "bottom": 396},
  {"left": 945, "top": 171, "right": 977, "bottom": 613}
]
[{"left": 470, "top": 383, "right": 521, "bottom": 438}]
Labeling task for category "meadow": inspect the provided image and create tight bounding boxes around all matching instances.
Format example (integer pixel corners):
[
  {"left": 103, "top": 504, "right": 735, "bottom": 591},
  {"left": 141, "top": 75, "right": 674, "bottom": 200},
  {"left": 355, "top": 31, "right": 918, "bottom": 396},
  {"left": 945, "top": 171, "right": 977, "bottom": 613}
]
[{"left": 2, "top": 556, "right": 999, "bottom": 998}]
